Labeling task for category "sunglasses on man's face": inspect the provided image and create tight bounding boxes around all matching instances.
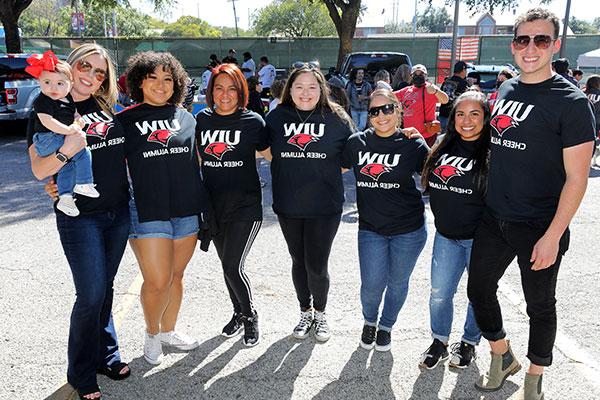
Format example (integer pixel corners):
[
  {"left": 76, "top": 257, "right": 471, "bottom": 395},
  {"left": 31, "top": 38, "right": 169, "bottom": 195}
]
[
  {"left": 292, "top": 61, "right": 319, "bottom": 70},
  {"left": 368, "top": 103, "right": 396, "bottom": 118},
  {"left": 76, "top": 60, "right": 107, "bottom": 82},
  {"left": 512, "top": 35, "right": 555, "bottom": 50}
]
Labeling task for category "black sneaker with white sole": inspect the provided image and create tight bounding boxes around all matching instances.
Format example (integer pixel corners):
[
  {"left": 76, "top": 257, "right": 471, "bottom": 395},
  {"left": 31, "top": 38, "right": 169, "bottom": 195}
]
[
  {"left": 222, "top": 312, "right": 243, "bottom": 338},
  {"left": 419, "top": 338, "right": 449, "bottom": 369},
  {"left": 449, "top": 341, "right": 476, "bottom": 369},
  {"left": 374, "top": 330, "right": 392, "bottom": 352},
  {"left": 241, "top": 311, "right": 260, "bottom": 347},
  {"left": 360, "top": 325, "right": 377, "bottom": 350}
]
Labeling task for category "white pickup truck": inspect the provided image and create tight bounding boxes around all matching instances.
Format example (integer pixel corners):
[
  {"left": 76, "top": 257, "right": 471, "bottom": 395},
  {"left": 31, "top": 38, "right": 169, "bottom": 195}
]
[{"left": 0, "top": 54, "right": 40, "bottom": 121}]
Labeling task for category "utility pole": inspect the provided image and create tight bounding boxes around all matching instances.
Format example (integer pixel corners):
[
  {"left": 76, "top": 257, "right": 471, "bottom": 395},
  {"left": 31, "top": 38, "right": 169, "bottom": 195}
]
[
  {"left": 559, "top": 0, "right": 572, "bottom": 58},
  {"left": 450, "top": 0, "right": 460, "bottom": 72},
  {"left": 228, "top": 0, "right": 240, "bottom": 37},
  {"left": 412, "top": 0, "right": 417, "bottom": 38}
]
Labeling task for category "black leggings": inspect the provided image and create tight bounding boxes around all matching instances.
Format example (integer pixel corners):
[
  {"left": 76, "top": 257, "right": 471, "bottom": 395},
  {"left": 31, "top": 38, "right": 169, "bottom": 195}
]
[
  {"left": 277, "top": 214, "right": 341, "bottom": 311},
  {"left": 213, "top": 220, "right": 262, "bottom": 316}
]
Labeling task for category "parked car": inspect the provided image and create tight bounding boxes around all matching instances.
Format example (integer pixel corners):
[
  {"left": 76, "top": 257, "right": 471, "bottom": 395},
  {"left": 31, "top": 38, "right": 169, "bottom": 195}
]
[
  {"left": 0, "top": 54, "right": 40, "bottom": 121},
  {"left": 466, "top": 63, "right": 518, "bottom": 93},
  {"left": 339, "top": 52, "right": 412, "bottom": 86}
]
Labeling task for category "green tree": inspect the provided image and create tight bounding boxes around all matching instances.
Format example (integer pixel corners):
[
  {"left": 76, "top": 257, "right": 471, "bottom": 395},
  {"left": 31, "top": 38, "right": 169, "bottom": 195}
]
[
  {"left": 217, "top": 26, "right": 254, "bottom": 37},
  {"left": 251, "top": 0, "right": 336, "bottom": 37},
  {"left": 593, "top": 17, "right": 600, "bottom": 32},
  {"left": 162, "top": 16, "right": 220, "bottom": 37},
  {"left": 19, "top": 0, "right": 70, "bottom": 36},
  {"left": 321, "top": 0, "right": 363, "bottom": 69},
  {"left": 417, "top": 6, "right": 452, "bottom": 33},
  {"left": 569, "top": 16, "right": 597, "bottom": 34},
  {"left": 66, "top": 4, "right": 154, "bottom": 37},
  {"left": 434, "top": 0, "right": 552, "bottom": 14},
  {"left": 384, "top": 21, "right": 425, "bottom": 34}
]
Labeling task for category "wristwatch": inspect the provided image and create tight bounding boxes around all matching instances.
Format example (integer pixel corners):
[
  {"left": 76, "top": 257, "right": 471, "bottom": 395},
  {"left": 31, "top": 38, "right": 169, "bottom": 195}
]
[{"left": 55, "top": 151, "right": 69, "bottom": 163}]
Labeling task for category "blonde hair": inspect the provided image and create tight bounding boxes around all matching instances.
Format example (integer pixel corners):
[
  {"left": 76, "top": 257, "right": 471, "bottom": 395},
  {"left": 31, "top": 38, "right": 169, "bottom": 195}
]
[
  {"left": 52, "top": 61, "right": 73, "bottom": 81},
  {"left": 66, "top": 43, "right": 118, "bottom": 113}
]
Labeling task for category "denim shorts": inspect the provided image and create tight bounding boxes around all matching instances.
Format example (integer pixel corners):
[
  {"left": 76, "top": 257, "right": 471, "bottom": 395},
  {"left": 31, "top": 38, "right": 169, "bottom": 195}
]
[{"left": 128, "top": 199, "right": 199, "bottom": 240}]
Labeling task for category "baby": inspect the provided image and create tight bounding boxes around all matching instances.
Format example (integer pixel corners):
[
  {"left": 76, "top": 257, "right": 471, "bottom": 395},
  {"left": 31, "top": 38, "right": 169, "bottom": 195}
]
[{"left": 27, "top": 51, "right": 99, "bottom": 217}]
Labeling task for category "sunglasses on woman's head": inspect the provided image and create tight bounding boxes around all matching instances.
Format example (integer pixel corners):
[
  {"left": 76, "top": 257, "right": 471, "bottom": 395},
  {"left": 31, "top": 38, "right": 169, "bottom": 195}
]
[
  {"left": 368, "top": 103, "right": 396, "bottom": 117},
  {"left": 293, "top": 61, "right": 319, "bottom": 70},
  {"left": 512, "top": 35, "right": 555, "bottom": 50},
  {"left": 76, "top": 60, "right": 107, "bottom": 82}
]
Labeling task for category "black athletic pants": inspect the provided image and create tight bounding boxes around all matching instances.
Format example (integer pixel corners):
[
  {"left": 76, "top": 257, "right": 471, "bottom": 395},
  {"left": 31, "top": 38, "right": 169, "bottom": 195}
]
[
  {"left": 277, "top": 214, "right": 341, "bottom": 311},
  {"left": 212, "top": 220, "right": 262, "bottom": 317},
  {"left": 467, "top": 211, "right": 569, "bottom": 366}
]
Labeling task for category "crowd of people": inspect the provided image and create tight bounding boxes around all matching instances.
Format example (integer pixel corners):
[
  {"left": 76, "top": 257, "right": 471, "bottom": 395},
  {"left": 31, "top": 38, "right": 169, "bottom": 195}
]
[{"left": 24, "top": 7, "right": 599, "bottom": 400}]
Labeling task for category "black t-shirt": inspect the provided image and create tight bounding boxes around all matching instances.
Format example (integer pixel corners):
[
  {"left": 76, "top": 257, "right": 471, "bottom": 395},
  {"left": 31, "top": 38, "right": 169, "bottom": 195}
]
[
  {"left": 32, "top": 93, "right": 76, "bottom": 133},
  {"left": 487, "top": 75, "right": 596, "bottom": 221},
  {"left": 439, "top": 75, "right": 470, "bottom": 118},
  {"left": 27, "top": 96, "right": 129, "bottom": 214},
  {"left": 428, "top": 138, "right": 486, "bottom": 239},
  {"left": 196, "top": 108, "right": 268, "bottom": 222},
  {"left": 247, "top": 91, "right": 265, "bottom": 118},
  {"left": 342, "top": 129, "right": 429, "bottom": 235},
  {"left": 586, "top": 87, "right": 600, "bottom": 135},
  {"left": 266, "top": 105, "right": 353, "bottom": 218},
  {"left": 117, "top": 103, "right": 205, "bottom": 222}
]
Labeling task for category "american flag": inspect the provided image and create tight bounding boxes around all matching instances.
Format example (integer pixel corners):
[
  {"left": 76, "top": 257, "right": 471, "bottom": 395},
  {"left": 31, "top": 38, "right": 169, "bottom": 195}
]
[{"left": 437, "top": 37, "right": 480, "bottom": 61}]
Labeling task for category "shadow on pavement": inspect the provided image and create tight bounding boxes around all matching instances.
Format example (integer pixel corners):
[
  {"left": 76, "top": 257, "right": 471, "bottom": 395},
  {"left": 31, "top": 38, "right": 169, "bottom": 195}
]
[{"left": 313, "top": 347, "right": 394, "bottom": 400}]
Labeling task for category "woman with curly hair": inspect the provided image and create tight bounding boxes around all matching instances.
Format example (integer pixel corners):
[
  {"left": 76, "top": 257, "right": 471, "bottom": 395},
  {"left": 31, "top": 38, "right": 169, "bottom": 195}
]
[{"left": 116, "top": 51, "right": 206, "bottom": 365}]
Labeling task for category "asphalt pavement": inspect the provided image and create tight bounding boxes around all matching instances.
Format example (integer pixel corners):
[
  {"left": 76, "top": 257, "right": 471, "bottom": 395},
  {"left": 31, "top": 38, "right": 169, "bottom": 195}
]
[{"left": 1, "top": 131, "right": 599, "bottom": 400}]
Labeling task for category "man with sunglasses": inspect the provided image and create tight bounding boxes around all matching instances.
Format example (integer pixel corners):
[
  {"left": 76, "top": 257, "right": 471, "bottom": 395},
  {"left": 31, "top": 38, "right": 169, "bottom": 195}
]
[{"left": 467, "top": 8, "right": 596, "bottom": 400}]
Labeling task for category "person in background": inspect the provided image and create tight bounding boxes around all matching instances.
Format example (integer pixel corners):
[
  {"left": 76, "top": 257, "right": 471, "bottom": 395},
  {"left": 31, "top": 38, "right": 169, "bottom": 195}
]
[
  {"left": 392, "top": 64, "right": 411, "bottom": 91},
  {"left": 439, "top": 61, "right": 470, "bottom": 134},
  {"left": 573, "top": 69, "right": 584, "bottom": 88},
  {"left": 258, "top": 56, "right": 277, "bottom": 98},
  {"left": 327, "top": 79, "right": 350, "bottom": 114},
  {"left": 222, "top": 48, "right": 238, "bottom": 65},
  {"left": 268, "top": 79, "right": 286, "bottom": 112},
  {"left": 374, "top": 69, "right": 393, "bottom": 90},
  {"left": 395, "top": 64, "right": 448, "bottom": 147},
  {"left": 241, "top": 52, "right": 256, "bottom": 79},
  {"left": 584, "top": 75, "right": 600, "bottom": 167},
  {"left": 488, "top": 68, "right": 517, "bottom": 111},
  {"left": 347, "top": 67, "right": 372, "bottom": 131},
  {"left": 552, "top": 58, "right": 578, "bottom": 86},
  {"left": 246, "top": 76, "right": 265, "bottom": 118}
]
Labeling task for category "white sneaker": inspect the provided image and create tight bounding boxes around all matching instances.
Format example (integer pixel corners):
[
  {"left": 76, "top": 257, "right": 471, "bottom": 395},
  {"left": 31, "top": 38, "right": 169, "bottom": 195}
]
[
  {"left": 57, "top": 194, "right": 80, "bottom": 217},
  {"left": 313, "top": 311, "right": 331, "bottom": 342},
  {"left": 160, "top": 331, "right": 199, "bottom": 351},
  {"left": 292, "top": 309, "right": 314, "bottom": 339},
  {"left": 73, "top": 183, "right": 100, "bottom": 198},
  {"left": 144, "top": 332, "right": 164, "bottom": 365}
]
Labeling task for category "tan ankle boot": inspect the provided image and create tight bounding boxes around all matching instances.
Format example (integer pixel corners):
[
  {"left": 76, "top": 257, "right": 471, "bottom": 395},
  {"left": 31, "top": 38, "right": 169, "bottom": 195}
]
[
  {"left": 515, "top": 373, "right": 544, "bottom": 400},
  {"left": 475, "top": 340, "right": 522, "bottom": 392}
]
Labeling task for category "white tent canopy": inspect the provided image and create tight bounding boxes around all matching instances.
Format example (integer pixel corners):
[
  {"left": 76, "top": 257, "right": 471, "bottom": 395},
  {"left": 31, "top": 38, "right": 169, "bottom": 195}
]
[{"left": 577, "top": 48, "right": 600, "bottom": 68}]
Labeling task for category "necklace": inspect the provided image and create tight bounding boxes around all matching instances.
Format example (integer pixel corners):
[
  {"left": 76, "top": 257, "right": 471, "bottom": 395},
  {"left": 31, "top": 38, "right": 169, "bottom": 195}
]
[{"left": 295, "top": 107, "right": 316, "bottom": 124}]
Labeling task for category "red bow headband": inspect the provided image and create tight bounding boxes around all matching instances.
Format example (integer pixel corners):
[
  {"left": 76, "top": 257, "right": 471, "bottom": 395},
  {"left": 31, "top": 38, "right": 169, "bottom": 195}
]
[{"left": 25, "top": 50, "right": 59, "bottom": 79}]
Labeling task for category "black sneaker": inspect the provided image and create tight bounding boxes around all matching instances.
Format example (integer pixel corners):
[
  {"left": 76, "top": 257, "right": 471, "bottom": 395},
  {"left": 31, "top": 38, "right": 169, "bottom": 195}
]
[
  {"left": 360, "top": 324, "right": 377, "bottom": 350},
  {"left": 221, "top": 312, "right": 243, "bottom": 338},
  {"left": 449, "top": 341, "right": 476, "bottom": 369},
  {"left": 374, "top": 330, "right": 392, "bottom": 352},
  {"left": 241, "top": 311, "right": 260, "bottom": 347},
  {"left": 419, "top": 339, "right": 449, "bottom": 369}
]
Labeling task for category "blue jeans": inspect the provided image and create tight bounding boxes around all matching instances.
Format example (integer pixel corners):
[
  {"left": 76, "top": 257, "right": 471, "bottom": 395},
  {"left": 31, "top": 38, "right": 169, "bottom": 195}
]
[
  {"left": 56, "top": 204, "right": 130, "bottom": 390},
  {"left": 358, "top": 225, "right": 427, "bottom": 330},
  {"left": 438, "top": 115, "right": 449, "bottom": 135},
  {"left": 33, "top": 131, "right": 94, "bottom": 195},
  {"left": 430, "top": 231, "right": 481, "bottom": 345},
  {"left": 351, "top": 110, "right": 368, "bottom": 131}
]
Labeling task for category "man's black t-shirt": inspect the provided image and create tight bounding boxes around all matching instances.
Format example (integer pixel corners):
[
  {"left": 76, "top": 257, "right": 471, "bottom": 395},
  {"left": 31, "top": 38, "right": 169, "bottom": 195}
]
[
  {"left": 342, "top": 129, "right": 429, "bottom": 235},
  {"left": 428, "top": 138, "right": 485, "bottom": 239},
  {"left": 32, "top": 93, "right": 76, "bottom": 133},
  {"left": 266, "top": 105, "right": 353, "bottom": 218},
  {"left": 117, "top": 103, "right": 205, "bottom": 222},
  {"left": 487, "top": 75, "right": 596, "bottom": 221},
  {"left": 27, "top": 97, "right": 129, "bottom": 214},
  {"left": 196, "top": 108, "right": 268, "bottom": 222},
  {"left": 439, "top": 75, "right": 470, "bottom": 118}
]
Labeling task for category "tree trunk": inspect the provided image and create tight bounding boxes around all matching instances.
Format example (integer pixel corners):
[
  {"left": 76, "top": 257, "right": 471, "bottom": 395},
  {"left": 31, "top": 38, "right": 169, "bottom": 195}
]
[
  {"left": 0, "top": 0, "right": 34, "bottom": 53},
  {"left": 323, "top": 0, "right": 361, "bottom": 71}
]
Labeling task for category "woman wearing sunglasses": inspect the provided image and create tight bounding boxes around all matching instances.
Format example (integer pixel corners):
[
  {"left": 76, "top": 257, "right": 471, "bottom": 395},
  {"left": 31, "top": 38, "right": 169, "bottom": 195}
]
[
  {"left": 341, "top": 88, "right": 428, "bottom": 352},
  {"left": 30, "top": 43, "right": 130, "bottom": 399},
  {"left": 265, "top": 62, "right": 354, "bottom": 342},
  {"left": 195, "top": 63, "right": 269, "bottom": 347},
  {"left": 418, "top": 91, "right": 489, "bottom": 370},
  {"left": 116, "top": 51, "right": 206, "bottom": 365}
]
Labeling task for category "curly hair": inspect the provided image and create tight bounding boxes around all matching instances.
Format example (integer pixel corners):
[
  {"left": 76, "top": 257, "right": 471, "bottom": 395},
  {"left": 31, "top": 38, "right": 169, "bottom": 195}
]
[
  {"left": 514, "top": 8, "right": 560, "bottom": 39},
  {"left": 125, "top": 51, "right": 188, "bottom": 105}
]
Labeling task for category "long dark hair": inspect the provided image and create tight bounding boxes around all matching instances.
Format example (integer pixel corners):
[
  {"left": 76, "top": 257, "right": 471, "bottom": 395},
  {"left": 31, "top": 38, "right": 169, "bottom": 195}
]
[{"left": 422, "top": 91, "right": 491, "bottom": 191}]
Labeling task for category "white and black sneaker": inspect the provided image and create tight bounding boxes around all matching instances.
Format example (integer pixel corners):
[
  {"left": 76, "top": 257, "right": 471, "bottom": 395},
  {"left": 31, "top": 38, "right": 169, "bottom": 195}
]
[
  {"left": 292, "top": 309, "right": 314, "bottom": 339},
  {"left": 241, "top": 311, "right": 260, "bottom": 347},
  {"left": 419, "top": 339, "right": 449, "bottom": 369},
  {"left": 360, "top": 324, "right": 377, "bottom": 350},
  {"left": 222, "top": 312, "right": 243, "bottom": 338},
  {"left": 375, "top": 329, "right": 392, "bottom": 352},
  {"left": 449, "top": 341, "right": 476, "bottom": 369},
  {"left": 313, "top": 310, "right": 330, "bottom": 342}
]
